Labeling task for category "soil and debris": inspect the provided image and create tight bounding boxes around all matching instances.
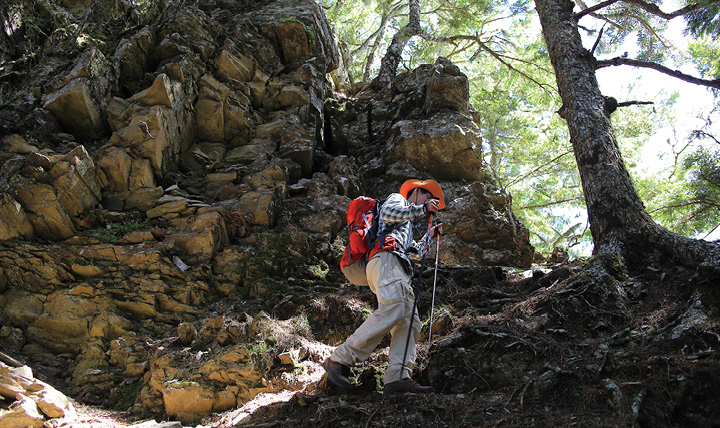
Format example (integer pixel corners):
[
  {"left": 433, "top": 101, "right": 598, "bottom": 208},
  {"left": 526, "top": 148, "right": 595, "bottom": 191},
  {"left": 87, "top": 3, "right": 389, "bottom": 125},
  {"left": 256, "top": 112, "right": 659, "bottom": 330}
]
[{"left": 46, "top": 257, "right": 719, "bottom": 428}]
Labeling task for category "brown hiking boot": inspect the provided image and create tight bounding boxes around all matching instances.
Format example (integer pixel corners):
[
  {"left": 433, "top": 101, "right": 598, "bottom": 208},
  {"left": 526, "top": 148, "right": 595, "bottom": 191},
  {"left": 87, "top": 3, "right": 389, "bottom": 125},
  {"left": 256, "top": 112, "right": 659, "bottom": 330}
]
[
  {"left": 384, "top": 377, "right": 435, "bottom": 395},
  {"left": 322, "top": 358, "right": 352, "bottom": 390}
]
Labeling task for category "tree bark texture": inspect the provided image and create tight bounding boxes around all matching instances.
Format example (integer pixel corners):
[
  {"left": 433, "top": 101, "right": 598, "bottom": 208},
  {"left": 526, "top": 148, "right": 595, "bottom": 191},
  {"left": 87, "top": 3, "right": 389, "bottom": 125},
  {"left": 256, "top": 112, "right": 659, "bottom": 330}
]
[
  {"left": 534, "top": 0, "right": 719, "bottom": 270},
  {"left": 376, "top": 0, "right": 421, "bottom": 99}
]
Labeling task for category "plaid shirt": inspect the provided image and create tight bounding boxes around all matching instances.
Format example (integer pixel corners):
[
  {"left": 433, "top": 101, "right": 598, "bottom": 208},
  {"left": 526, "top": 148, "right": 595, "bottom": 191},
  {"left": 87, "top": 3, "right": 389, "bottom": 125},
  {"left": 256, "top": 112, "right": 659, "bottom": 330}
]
[{"left": 378, "top": 193, "right": 432, "bottom": 260}]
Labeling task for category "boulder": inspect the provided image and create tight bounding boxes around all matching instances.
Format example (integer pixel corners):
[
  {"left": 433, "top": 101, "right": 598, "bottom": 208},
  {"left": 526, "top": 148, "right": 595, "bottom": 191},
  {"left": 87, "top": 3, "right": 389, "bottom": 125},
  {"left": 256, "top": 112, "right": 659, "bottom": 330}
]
[
  {"left": 110, "top": 105, "right": 181, "bottom": 176},
  {"left": 26, "top": 291, "right": 98, "bottom": 353},
  {"left": 214, "top": 48, "right": 255, "bottom": 84},
  {"left": 43, "top": 78, "right": 106, "bottom": 142},
  {"left": 146, "top": 197, "right": 190, "bottom": 220},
  {"left": 388, "top": 112, "right": 484, "bottom": 182},
  {"left": 129, "top": 74, "right": 179, "bottom": 110},
  {"left": 425, "top": 57, "right": 470, "bottom": 115},
  {"left": 129, "top": 158, "right": 156, "bottom": 190},
  {"left": 244, "top": 164, "right": 288, "bottom": 194},
  {"left": 163, "top": 381, "right": 233, "bottom": 424},
  {"left": 197, "top": 348, "right": 265, "bottom": 400},
  {"left": 116, "top": 26, "right": 158, "bottom": 93},
  {"left": 276, "top": 120, "right": 315, "bottom": 177},
  {"left": 437, "top": 182, "right": 534, "bottom": 267},
  {"left": 0, "top": 193, "right": 34, "bottom": 241},
  {"left": 88, "top": 311, "right": 134, "bottom": 341},
  {"left": 33, "top": 383, "right": 73, "bottom": 418},
  {"left": 156, "top": 7, "right": 217, "bottom": 63},
  {"left": 1, "top": 134, "right": 38, "bottom": 154},
  {"left": 224, "top": 141, "right": 274, "bottom": 166},
  {"left": 232, "top": 191, "right": 280, "bottom": 227},
  {"left": 9, "top": 179, "right": 76, "bottom": 241},
  {"left": 50, "top": 146, "right": 102, "bottom": 217},
  {"left": 178, "top": 322, "right": 197, "bottom": 346},
  {"left": 245, "top": 0, "right": 341, "bottom": 72},
  {"left": 327, "top": 155, "right": 363, "bottom": 198},
  {"left": 96, "top": 147, "right": 133, "bottom": 192},
  {"left": 168, "top": 210, "right": 229, "bottom": 264},
  {"left": 205, "top": 172, "right": 238, "bottom": 200},
  {"left": 195, "top": 74, "right": 254, "bottom": 143},
  {"left": 0, "top": 393, "right": 45, "bottom": 428},
  {"left": 1, "top": 289, "right": 43, "bottom": 326},
  {"left": 0, "top": 362, "right": 75, "bottom": 426},
  {"left": 42, "top": 47, "right": 113, "bottom": 142},
  {"left": 125, "top": 186, "right": 164, "bottom": 211}
]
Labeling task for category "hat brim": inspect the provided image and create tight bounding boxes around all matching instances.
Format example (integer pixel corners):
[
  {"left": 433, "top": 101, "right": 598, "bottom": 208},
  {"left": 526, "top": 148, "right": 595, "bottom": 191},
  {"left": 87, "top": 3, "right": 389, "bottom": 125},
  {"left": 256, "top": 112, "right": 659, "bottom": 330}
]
[{"left": 400, "top": 179, "right": 445, "bottom": 209}]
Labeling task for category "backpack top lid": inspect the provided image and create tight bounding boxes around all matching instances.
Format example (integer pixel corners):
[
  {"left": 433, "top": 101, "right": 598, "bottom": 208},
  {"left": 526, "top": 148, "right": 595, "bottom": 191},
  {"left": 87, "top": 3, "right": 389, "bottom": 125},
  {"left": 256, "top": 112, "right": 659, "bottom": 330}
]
[
  {"left": 346, "top": 196, "right": 378, "bottom": 224},
  {"left": 399, "top": 179, "right": 445, "bottom": 209}
]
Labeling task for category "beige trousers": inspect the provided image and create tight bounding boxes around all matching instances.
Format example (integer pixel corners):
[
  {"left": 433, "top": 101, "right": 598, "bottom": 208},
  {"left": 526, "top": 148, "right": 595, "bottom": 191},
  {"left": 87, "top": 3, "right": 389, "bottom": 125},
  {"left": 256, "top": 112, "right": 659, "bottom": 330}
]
[{"left": 330, "top": 251, "right": 421, "bottom": 384}]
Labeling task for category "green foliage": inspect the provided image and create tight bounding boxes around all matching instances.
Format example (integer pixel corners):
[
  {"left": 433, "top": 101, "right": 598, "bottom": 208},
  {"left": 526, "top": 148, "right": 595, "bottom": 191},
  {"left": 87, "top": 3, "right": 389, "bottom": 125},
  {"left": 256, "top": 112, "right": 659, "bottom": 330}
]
[
  {"left": 323, "top": 0, "right": 719, "bottom": 256},
  {"left": 279, "top": 17, "right": 316, "bottom": 48},
  {"left": 82, "top": 221, "right": 146, "bottom": 243},
  {"left": 688, "top": 36, "right": 720, "bottom": 80},
  {"left": 290, "top": 313, "right": 313, "bottom": 338},
  {"left": 640, "top": 145, "right": 720, "bottom": 239},
  {"left": 320, "top": 0, "right": 535, "bottom": 83},
  {"left": 113, "top": 382, "right": 140, "bottom": 411},
  {"left": 684, "top": 2, "right": 720, "bottom": 37},
  {"left": 245, "top": 340, "right": 274, "bottom": 372}
]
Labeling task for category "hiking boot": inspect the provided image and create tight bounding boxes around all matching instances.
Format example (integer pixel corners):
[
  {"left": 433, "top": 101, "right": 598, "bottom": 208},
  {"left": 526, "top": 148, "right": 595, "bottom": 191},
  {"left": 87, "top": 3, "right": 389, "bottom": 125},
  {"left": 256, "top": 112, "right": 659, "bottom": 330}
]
[
  {"left": 384, "top": 377, "right": 435, "bottom": 395},
  {"left": 322, "top": 358, "right": 352, "bottom": 390}
]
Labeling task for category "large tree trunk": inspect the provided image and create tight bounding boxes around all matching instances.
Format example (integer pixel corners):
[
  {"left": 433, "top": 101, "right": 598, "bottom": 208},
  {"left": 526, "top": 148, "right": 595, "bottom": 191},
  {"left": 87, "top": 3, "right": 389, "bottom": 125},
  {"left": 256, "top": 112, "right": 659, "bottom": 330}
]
[{"left": 534, "top": 0, "right": 719, "bottom": 271}]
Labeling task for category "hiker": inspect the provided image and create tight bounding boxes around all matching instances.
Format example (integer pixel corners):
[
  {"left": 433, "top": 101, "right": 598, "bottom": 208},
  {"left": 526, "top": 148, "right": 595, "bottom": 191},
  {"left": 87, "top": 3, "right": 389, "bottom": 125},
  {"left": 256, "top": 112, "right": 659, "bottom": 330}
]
[{"left": 324, "top": 179, "right": 445, "bottom": 394}]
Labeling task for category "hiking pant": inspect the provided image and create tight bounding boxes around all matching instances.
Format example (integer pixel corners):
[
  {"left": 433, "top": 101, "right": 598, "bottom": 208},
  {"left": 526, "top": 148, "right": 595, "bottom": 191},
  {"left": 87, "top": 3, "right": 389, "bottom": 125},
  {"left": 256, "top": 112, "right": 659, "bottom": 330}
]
[{"left": 330, "top": 251, "right": 421, "bottom": 384}]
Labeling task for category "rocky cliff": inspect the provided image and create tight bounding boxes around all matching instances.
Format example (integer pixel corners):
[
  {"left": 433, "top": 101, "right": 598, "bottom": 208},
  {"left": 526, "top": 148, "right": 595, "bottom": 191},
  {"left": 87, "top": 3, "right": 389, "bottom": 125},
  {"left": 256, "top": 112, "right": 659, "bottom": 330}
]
[{"left": 0, "top": 0, "right": 535, "bottom": 425}]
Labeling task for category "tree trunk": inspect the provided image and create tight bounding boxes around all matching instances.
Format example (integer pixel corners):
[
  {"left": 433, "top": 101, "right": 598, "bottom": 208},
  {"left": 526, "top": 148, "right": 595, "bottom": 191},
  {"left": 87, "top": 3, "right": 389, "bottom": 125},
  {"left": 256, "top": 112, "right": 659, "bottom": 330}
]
[
  {"left": 375, "top": 0, "right": 421, "bottom": 99},
  {"left": 534, "top": 0, "right": 719, "bottom": 270}
]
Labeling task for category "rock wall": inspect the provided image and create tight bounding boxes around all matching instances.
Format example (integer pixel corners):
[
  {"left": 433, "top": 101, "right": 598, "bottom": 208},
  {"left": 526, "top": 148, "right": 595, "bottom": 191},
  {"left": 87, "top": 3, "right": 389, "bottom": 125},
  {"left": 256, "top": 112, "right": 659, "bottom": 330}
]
[
  {"left": 327, "top": 58, "right": 534, "bottom": 267},
  {"left": 0, "top": 0, "right": 533, "bottom": 424}
]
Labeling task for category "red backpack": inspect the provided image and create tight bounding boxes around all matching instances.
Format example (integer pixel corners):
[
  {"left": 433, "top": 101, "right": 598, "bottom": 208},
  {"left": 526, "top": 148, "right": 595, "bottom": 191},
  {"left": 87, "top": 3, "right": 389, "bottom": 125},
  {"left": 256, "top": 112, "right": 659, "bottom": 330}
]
[{"left": 340, "top": 196, "right": 382, "bottom": 285}]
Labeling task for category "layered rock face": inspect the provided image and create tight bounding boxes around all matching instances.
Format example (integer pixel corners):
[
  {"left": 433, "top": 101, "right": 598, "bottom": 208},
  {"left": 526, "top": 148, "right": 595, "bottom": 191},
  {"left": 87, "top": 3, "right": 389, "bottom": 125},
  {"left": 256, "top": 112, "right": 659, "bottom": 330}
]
[
  {"left": 327, "top": 58, "right": 534, "bottom": 267},
  {"left": 0, "top": 0, "right": 532, "bottom": 424}
]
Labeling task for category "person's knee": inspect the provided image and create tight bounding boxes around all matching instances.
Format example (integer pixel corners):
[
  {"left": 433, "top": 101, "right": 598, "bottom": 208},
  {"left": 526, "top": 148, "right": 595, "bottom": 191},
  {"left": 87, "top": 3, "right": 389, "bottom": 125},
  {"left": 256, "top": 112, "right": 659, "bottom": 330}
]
[{"left": 376, "top": 301, "right": 407, "bottom": 324}]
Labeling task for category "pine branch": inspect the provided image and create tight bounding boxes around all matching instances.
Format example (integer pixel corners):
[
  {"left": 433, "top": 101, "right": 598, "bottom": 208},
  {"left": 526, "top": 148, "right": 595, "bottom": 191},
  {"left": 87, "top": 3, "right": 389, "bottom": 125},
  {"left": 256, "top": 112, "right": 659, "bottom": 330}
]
[
  {"left": 621, "top": 0, "right": 713, "bottom": 19},
  {"left": 416, "top": 31, "right": 555, "bottom": 93},
  {"left": 596, "top": 57, "right": 720, "bottom": 90},
  {"left": 518, "top": 197, "right": 584, "bottom": 210},
  {"left": 507, "top": 149, "right": 574, "bottom": 187},
  {"left": 574, "top": 0, "right": 622, "bottom": 20},
  {"left": 574, "top": 0, "right": 715, "bottom": 20},
  {"left": 617, "top": 100, "right": 654, "bottom": 108},
  {"left": 649, "top": 199, "right": 720, "bottom": 213}
]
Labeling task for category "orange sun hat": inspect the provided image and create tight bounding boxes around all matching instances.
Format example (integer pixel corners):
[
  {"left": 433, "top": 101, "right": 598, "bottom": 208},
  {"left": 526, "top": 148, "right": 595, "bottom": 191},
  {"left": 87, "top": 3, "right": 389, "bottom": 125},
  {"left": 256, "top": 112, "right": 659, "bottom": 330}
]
[{"left": 399, "top": 179, "right": 445, "bottom": 209}]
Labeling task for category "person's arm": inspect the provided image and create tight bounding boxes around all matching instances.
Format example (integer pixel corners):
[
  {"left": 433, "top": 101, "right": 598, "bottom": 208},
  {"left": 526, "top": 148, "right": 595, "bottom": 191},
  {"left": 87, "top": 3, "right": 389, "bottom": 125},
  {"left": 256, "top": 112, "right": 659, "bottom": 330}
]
[{"left": 380, "top": 193, "right": 424, "bottom": 224}]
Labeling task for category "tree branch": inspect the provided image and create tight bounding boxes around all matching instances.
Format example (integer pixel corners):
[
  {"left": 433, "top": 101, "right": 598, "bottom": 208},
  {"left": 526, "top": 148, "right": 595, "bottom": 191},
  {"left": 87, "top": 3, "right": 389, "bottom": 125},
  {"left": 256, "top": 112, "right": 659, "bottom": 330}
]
[
  {"left": 575, "top": 0, "right": 621, "bottom": 20},
  {"left": 375, "top": 0, "right": 421, "bottom": 98},
  {"left": 416, "top": 31, "right": 555, "bottom": 93},
  {"left": 507, "top": 150, "right": 574, "bottom": 187},
  {"left": 617, "top": 100, "right": 654, "bottom": 108},
  {"left": 356, "top": 2, "right": 406, "bottom": 82},
  {"left": 649, "top": 199, "right": 720, "bottom": 213},
  {"left": 596, "top": 57, "right": 720, "bottom": 89},
  {"left": 622, "top": 0, "right": 712, "bottom": 19},
  {"left": 575, "top": 0, "right": 714, "bottom": 20},
  {"left": 518, "top": 196, "right": 585, "bottom": 210}
]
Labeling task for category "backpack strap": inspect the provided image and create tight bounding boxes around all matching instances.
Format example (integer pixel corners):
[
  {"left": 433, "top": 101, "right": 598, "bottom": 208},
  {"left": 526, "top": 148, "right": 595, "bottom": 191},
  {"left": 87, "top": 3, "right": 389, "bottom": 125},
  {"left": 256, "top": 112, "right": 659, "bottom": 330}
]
[
  {"left": 363, "top": 209, "right": 374, "bottom": 251},
  {"left": 347, "top": 224, "right": 353, "bottom": 264}
]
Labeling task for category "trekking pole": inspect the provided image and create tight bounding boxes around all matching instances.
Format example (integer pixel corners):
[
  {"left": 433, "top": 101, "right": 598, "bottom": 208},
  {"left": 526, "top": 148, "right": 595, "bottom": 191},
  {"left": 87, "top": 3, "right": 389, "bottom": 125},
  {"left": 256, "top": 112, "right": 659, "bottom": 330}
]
[
  {"left": 401, "top": 212, "right": 434, "bottom": 378},
  {"left": 428, "top": 224, "right": 441, "bottom": 344}
]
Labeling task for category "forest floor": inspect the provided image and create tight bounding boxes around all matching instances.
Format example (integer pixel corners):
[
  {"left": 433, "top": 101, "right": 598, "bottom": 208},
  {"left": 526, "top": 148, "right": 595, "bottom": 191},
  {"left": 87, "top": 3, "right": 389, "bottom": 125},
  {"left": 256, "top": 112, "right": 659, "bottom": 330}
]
[{"left": 46, "top": 258, "right": 720, "bottom": 428}]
